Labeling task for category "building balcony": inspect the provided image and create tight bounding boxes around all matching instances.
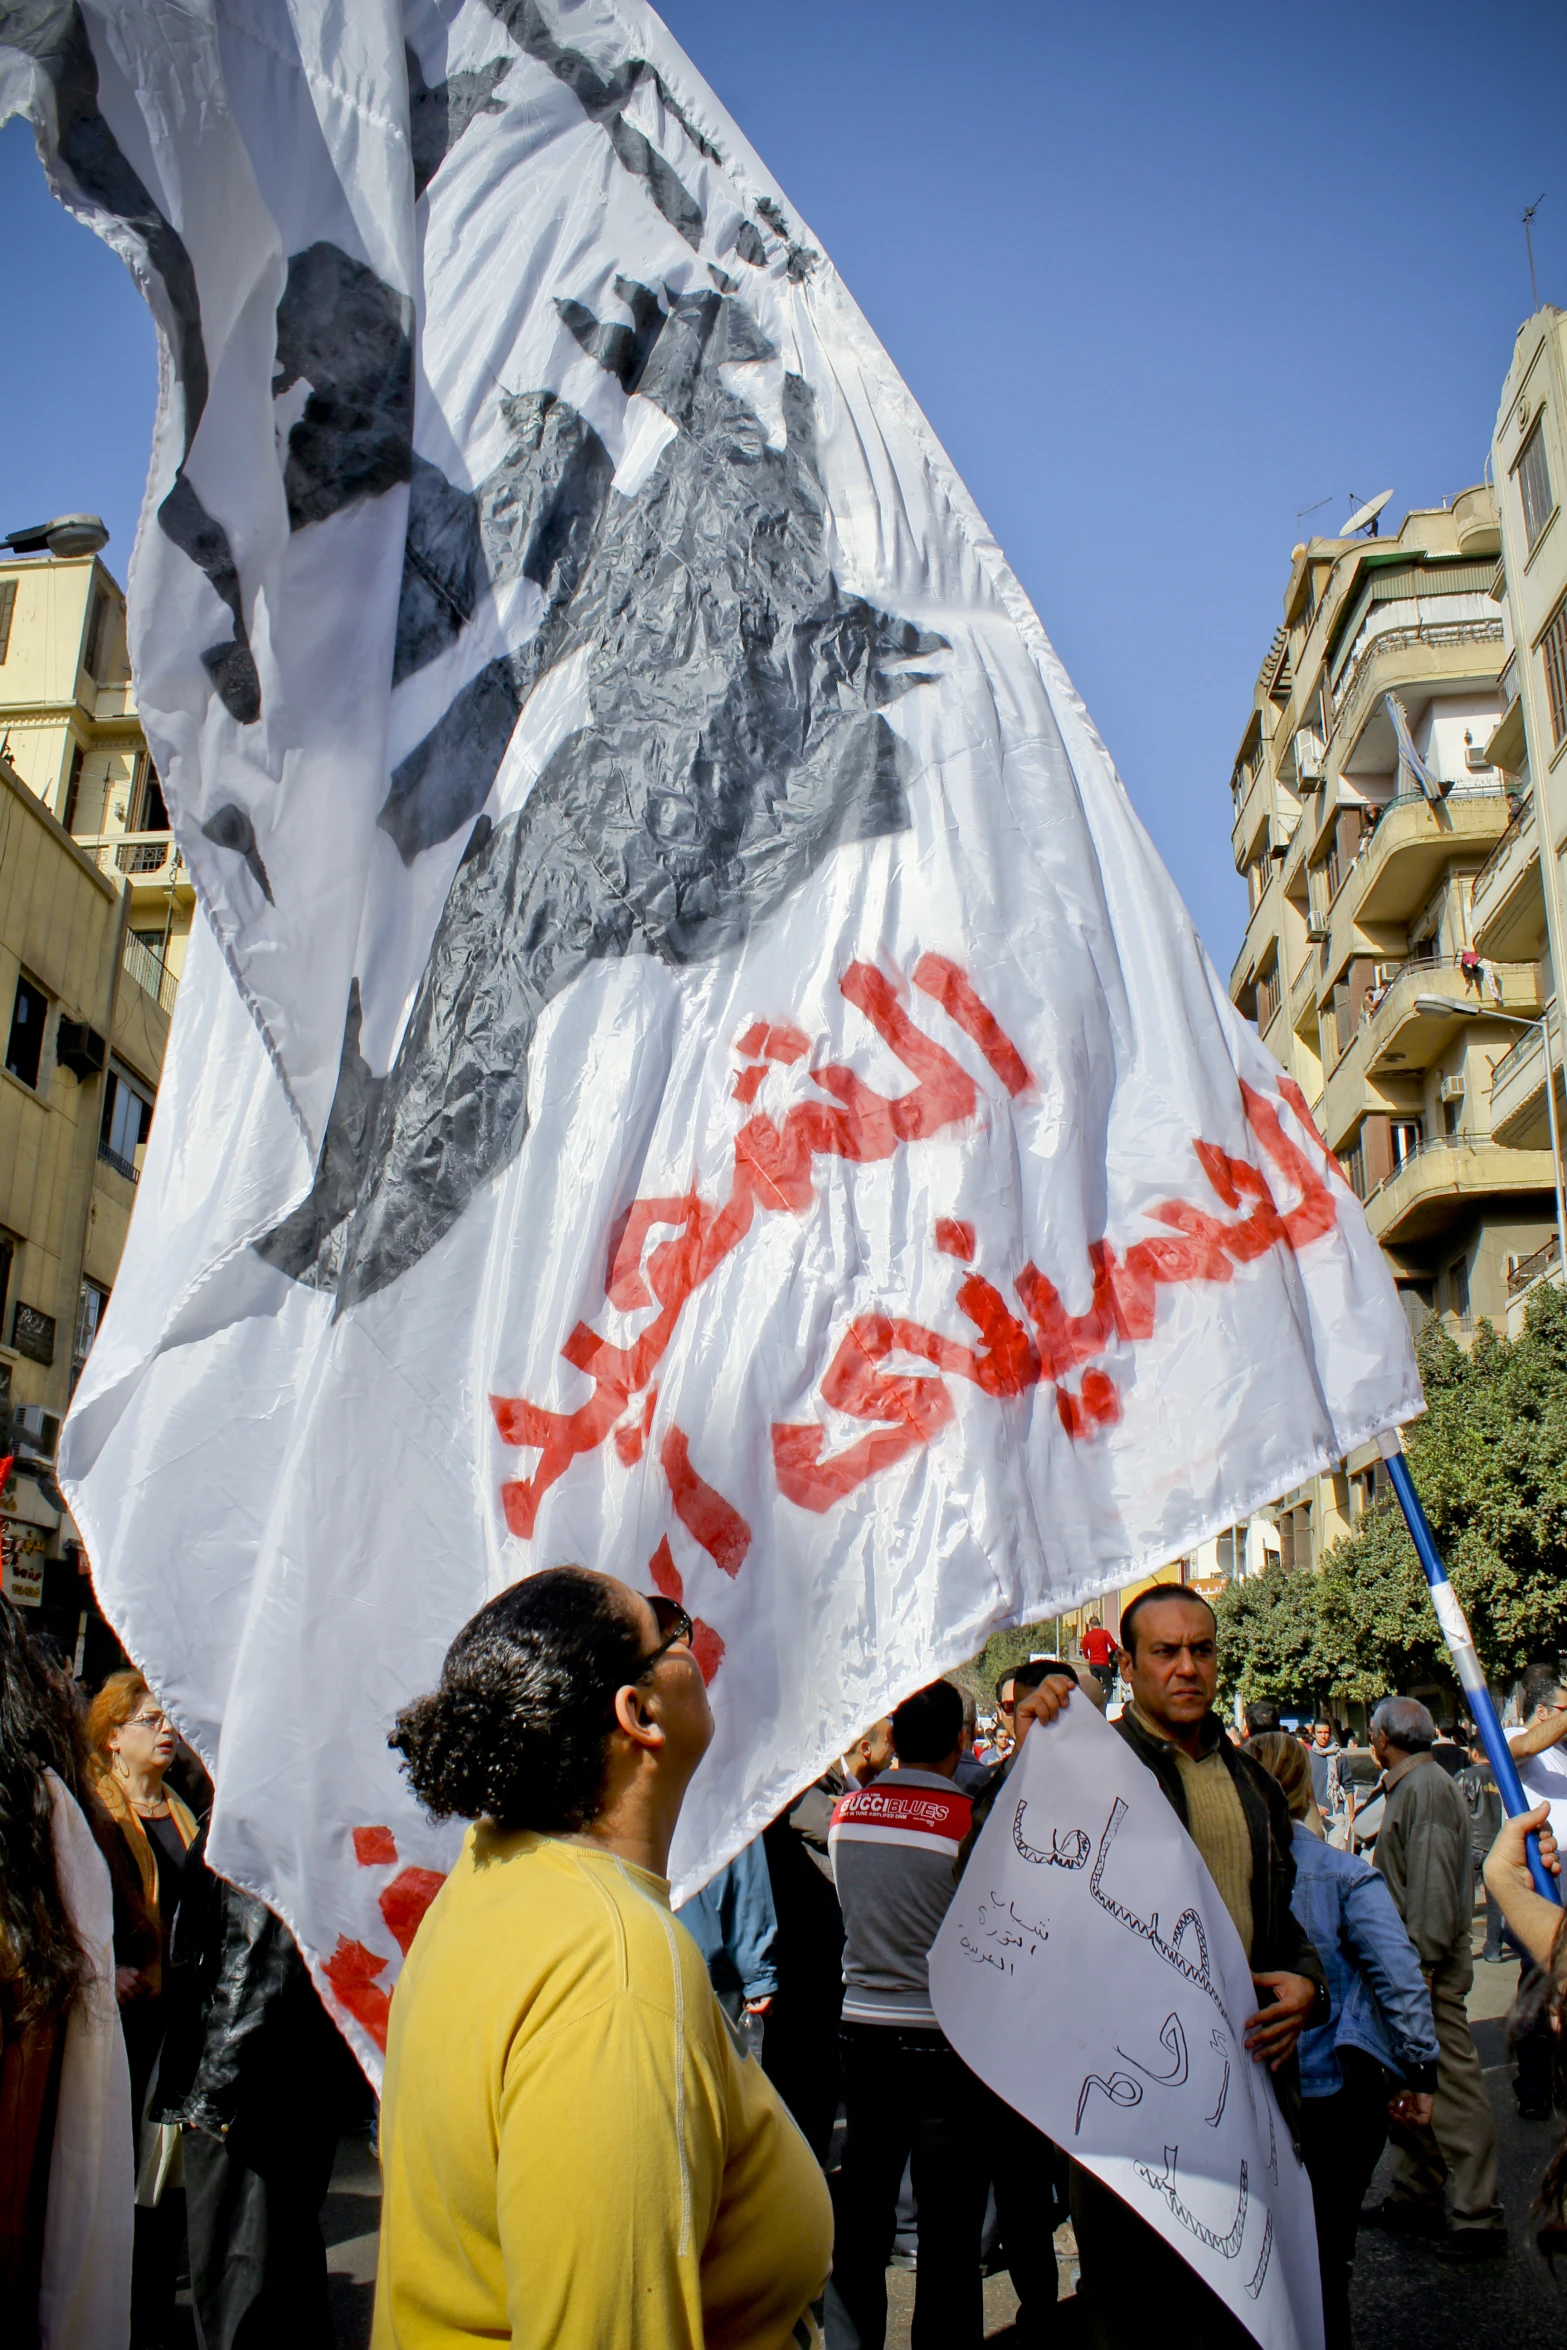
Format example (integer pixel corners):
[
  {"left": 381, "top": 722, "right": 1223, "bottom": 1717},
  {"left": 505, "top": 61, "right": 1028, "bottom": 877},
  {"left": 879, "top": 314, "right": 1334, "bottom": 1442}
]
[
  {"left": 1290, "top": 949, "right": 1320, "bottom": 1036},
  {"left": 1229, "top": 757, "right": 1273, "bottom": 869},
  {"left": 1505, "top": 1241, "right": 1563, "bottom": 1338},
  {"left": 1327, "top": 611, "right": 1505, "bottom": 776},
  {"left": 1507, "top": 1234, "right": 1561, "bottom": 1301},
  {"left": 1362, "top": 956, "right": 1542, "bottom": 1076},
  {"left": 1470, "top": 795, "right": 1543, "bottom": 962},
  {"left": 1489, "top": 1007, "right": 1561, "bottom": 1148},
  {"left": 1362, "top": 1137, "right": 1558, "bottom": 1247},
  {"left": 1227, "top": 870, "right": 1284, "bottom": 1004},
  {"left": 120, "top": 929, "right": 177, "bottom": 1016},
  {"left": 76, "top": 831, "right": 192, "bottom": 899},
  {"left": 1324, "top": 784, "right": 1512, "bottom": 973}
]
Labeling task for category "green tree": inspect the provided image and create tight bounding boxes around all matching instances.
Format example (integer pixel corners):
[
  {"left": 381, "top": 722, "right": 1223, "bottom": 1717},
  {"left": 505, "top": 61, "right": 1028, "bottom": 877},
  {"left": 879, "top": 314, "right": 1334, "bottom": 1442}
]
[
  {"left": 1212, "top": 1560, "right": 1326, "bottom": 1709},
  {"left": 1213, "top": 1286, "right": 1567, "bottom": 1708},
  {"left": 952, "top": 1620, "right": 1060, "bottom": 1710}
]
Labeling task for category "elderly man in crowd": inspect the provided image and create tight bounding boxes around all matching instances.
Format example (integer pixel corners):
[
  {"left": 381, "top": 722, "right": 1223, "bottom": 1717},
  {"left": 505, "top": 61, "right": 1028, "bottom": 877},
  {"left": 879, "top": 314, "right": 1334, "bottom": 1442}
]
[{"left": 1362, "top": 1695, "right": 1507, "bottom": 2259}]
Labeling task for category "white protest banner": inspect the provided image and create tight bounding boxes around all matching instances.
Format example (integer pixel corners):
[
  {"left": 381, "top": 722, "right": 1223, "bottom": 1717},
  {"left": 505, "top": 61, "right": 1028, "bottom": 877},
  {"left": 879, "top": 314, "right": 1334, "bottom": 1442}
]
[
  {"left": 3, "top": 0, "right": 1418, "bottom": 2075},
  {"left": 931, "top": 1709, "right": 1324, "bottom": 2350}
]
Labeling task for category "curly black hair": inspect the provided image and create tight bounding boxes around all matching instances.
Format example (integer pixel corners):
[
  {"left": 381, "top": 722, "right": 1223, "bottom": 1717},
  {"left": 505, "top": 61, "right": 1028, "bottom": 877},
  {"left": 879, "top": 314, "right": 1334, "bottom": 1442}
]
[
  {"left": 390, "top": 1568, "right": 650, "bottom": 1832},
  {"left": 0, "top": 1595, "right": 92, "bottom": 2026}
]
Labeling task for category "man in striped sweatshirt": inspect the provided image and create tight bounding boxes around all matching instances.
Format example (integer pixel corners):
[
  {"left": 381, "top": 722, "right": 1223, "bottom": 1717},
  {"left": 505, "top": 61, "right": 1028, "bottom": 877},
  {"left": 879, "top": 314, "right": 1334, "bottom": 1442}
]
[{"left": 823, "top": 1680, "right": 984, "bottom": 2350}]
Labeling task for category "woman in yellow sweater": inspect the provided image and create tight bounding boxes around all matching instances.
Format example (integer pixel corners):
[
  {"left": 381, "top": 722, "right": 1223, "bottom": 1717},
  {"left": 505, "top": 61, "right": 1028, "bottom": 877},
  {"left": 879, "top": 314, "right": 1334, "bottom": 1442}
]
[{"left": 374, "top": 1566, "right": 832, "bottom": 2350}]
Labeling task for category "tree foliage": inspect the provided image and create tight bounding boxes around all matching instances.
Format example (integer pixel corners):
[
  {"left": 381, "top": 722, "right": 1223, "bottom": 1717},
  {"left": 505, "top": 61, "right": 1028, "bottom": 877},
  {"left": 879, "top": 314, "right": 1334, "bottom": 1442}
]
[
  {"left": 1214, "top": 1286, "right": 1567, "bottom": 1708},
  {"left": 951, "top": 1620, "right": 1060, "bottom": 1710}
]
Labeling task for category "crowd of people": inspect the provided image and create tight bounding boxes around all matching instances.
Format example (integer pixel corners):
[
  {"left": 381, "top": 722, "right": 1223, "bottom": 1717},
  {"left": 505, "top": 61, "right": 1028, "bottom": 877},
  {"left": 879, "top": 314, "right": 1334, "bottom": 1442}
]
[
  {"left": 0, "top": 1596, "right": 365, "bottom": 2349},
  {"left": 5, "top": 1574, "right": 1567, "bottom": 2350}
]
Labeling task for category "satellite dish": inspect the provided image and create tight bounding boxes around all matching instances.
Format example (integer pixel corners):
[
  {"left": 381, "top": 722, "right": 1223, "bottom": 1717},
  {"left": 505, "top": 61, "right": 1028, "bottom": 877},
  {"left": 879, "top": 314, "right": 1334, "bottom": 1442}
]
[
  {"left": 1339, "top": 489, "right": 1393, "bottom": 538},
  {"left": 2, "top": 514, "right": 109, "bottom": 558}
]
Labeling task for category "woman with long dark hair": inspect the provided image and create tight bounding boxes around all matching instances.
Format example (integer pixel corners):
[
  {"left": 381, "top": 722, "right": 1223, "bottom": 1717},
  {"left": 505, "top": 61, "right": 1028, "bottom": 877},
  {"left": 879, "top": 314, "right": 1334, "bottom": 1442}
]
[
  {"left": 374, "top": 1565, "right": 832, "bottom": 2348},
  {"left": 0, "top": 1594, "right": 132, "bottom": 2347}
]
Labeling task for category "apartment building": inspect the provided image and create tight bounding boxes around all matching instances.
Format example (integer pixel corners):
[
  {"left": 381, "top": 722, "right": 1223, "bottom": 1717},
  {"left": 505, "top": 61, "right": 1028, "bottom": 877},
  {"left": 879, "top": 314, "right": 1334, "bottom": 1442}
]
[
  {"left": 0, "top": 524, "right": 187, "bottom": 1670},
  {"left": 1219, "top": 480, "right": 1557, "bottom": 1588},
  {"left": 1478, "top": 306, "right": 1567, "bottom": 1322}
]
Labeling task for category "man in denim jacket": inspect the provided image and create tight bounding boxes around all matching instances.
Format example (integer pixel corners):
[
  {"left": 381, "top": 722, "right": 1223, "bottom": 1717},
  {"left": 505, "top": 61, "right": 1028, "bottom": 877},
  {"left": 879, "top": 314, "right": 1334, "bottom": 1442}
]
[{"left": 1249, "top": 1730, "right": 1439, "bottom": 2346}]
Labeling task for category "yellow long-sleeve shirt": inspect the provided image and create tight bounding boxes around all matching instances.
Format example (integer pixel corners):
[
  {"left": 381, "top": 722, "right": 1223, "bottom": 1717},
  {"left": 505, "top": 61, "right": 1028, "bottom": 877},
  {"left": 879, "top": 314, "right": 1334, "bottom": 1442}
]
[{"left": 372, "top": 1826, "right": 831, "bottom": 2350}]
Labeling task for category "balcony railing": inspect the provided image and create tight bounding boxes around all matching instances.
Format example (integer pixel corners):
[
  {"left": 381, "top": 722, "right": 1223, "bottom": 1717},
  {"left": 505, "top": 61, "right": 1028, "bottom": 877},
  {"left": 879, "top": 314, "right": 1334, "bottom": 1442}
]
[
  {"left": 77, "top": 831, "right": 188, "bottom": 889},
  {"left": 1327, "top": 612, "right": 1505, "bottom": 769},
  {"left": 121, "top": 930, "right": 177, "bottom": 1015},
  {"left": 1489, "top": 1009, "right": 1550, "bottom": 1097},
  {"left": 1508, "top": 1235, "right": 1561, "bottom": 1299},
  {"left": 98, "top": 1140, "right": 139, "bottom": 1185},
  {"left": 1470, "top": 793, "right": 1535, "bottom": 919},
  {"left": 1362, "top": 1132, "right": 1552, "bottom": 1214}
]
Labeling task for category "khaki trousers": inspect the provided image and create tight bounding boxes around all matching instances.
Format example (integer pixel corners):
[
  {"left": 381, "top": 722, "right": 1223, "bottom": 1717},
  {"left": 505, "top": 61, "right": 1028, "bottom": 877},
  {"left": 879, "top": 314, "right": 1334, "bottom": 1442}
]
[{"left": 1385, "top": 1957, "right": 1504, "bottom": 2234}]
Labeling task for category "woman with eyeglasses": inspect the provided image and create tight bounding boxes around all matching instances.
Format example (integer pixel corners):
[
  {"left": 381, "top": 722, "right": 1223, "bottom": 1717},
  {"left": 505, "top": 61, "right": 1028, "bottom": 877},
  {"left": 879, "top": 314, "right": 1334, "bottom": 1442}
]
[
  {"left": 373, "top": 1566, "right": 832, "bottom": 2350},
  {"left": 86, "top": 1670, "right": 200, "bottom": 2347},
  {"left": 85, "top": 1673, "right": 199, "bottom": 2112}
]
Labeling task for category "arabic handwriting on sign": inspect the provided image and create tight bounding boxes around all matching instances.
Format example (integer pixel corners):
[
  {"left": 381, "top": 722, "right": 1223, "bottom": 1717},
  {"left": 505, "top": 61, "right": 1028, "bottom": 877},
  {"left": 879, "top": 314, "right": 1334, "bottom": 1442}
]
[
  {"left": 1116, "top": 2010, "right": 1189, "bottom": 2087},
  {"left": 1136, "top": 2146, "right": 1249, "bottom": 2260},
  {"left": 964, "top": 1890, "right": 1049, "bottom": 1976},
  {"left": 1088, "top": 1797, "right": 1233, "bottom": 2033},
  {"left": 1075, "top": 2070, "right": 1143, "bottom": 2135},
  {"left": 1012, "top": 1802, "right": 1090, "bottom": 1870},
  {"left": 490, "top": 954, "right": 1344, "bottom": 1582}
]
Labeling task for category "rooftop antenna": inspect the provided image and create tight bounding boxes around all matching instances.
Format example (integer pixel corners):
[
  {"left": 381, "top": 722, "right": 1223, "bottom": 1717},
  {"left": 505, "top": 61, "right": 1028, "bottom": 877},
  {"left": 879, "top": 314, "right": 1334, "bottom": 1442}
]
[
  {"left": 1339, "top": 489, "right": 1393, "bottom": 538},
  {"left": 1295, "top": 495, "right": 1332, "bottom": 528},
  {"left": 1523, "top": 194, "right": 1545, "bottom": 313}
]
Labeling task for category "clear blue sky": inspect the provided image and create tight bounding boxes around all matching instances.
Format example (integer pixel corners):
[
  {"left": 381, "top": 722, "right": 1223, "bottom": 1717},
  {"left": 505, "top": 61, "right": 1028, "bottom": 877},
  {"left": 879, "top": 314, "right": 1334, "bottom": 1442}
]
[{"left": 2, "top": 0, "right": 1562, "bottom": 964}]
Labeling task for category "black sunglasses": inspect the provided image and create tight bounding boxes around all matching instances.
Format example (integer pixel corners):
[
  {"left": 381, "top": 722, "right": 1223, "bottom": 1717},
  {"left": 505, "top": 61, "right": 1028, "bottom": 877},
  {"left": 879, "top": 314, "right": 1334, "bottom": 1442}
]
[{"left": 636, "top": 1594, "right": 694, "bottom": 1678}]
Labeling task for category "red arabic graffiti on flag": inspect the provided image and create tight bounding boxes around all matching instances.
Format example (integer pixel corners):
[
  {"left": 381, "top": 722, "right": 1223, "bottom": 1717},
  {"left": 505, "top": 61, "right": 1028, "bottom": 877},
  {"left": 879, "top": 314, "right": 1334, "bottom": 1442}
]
[{"left": 491, "top": 952, "right": 1343, "bottom": 1681}]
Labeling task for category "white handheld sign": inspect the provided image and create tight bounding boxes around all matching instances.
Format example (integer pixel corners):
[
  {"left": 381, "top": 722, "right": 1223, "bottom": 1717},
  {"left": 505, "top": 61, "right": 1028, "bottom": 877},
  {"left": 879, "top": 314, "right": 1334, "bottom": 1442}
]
[{"left": 930, "top": 1705, "right": 1323, "bottom": 2350}]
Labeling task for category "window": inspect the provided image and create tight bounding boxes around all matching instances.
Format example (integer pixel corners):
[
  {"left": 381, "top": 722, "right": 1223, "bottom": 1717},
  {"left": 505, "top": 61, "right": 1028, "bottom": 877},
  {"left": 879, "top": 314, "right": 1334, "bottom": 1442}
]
[
  {"left": 5, "top": 975, "right": 48, "bottom": 1089},
  {"left": 1213, "top": 1528, "right": 1242, "bottom": 1579},
  {"left": 0, "top": 1231, "right": 12, "bottom": 1338},
  {"left": 71, "top": 1280, "right": 109, "bottom": 1392},
  {"left": 82, "top": 587, "right": 109, "bottom": 681},
  {"left": 1542, "top": 595, "right": 1567, "bottom": 749},
  {"left": 133, "top": 755, "right": 170, "bottom": 833},
  {"left": 0, "top": 578, "right": 15, "bottom": 664},
  {"left": 1447, "top": 1257, "right": 1471, "bottom": 1321},
  {"left": 1255, "top": 963, "right": 1281, "bottom": 1034},
  {"left": 1391, "top": 1119, "right": 1422, "bottom": 1166},
  {"left": 61, "top": 744, "right": 84, "bottom": 833},
  {"left": 99, "top": 1065, "right": 153, "bottom": 1183},
  {"left": 1278, "top": 1505, "right": 1311, "bottom": 1573},
  {"left": 1518, "top": 420, "right": 1555, "bottom": 554}
]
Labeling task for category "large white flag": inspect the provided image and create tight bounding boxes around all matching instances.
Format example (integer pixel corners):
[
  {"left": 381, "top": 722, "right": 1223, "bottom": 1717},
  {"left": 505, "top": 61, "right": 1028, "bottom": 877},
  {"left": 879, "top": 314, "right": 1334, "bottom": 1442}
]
[{"left": 4, "top": 0, "right": 1418, "bottom": 2070}]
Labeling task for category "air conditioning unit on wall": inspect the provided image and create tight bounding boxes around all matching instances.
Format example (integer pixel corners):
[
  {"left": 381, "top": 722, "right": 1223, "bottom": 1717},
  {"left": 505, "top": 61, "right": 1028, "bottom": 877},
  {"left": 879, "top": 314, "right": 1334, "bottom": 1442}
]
[{"left": 1439, "top": 1074, "right": 1466, "bottom": 1102}]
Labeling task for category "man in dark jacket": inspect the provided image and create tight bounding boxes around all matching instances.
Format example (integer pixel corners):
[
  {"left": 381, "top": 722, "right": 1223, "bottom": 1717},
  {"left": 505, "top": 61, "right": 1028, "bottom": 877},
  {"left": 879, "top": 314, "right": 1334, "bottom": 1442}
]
[
  {"left": 151, "top": 1822, "right": 366, "bottom": 2349},
  {"left": 1363, "top": 1697, "right": 1506, "bottom": 2257},
  {"left": 761, "top": 1716, "right": 893, "bottom": 2161},
  {"left": 1017, "top": 1588, "right": 1327, "bottom": 2350}
]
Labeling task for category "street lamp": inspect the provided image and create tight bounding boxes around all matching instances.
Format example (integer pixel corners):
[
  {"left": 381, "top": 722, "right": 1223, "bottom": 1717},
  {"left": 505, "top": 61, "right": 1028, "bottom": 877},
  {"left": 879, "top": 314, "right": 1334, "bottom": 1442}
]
[{"left": 1412, "top": 994, "right": 1567, "bottom": 1284}]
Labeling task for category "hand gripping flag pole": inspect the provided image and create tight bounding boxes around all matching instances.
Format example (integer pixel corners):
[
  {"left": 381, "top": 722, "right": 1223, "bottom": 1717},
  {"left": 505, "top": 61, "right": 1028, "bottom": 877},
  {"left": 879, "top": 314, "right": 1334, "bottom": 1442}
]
[{"left": 1379, "top": 1430, "right": 1560, "bottom": 1903}]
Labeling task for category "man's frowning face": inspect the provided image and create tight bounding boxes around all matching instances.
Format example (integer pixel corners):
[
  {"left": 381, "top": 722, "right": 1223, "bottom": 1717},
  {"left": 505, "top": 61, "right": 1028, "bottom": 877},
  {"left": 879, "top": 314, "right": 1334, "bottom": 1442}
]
[{"left": 1122, "top": 1597, "right": 1217, "bottom": 1734}]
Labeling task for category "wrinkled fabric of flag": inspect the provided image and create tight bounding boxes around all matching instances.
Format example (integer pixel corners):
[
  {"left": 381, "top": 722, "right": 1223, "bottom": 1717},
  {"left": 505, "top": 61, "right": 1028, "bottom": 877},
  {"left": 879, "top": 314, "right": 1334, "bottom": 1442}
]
[{"left": 4, "top": 0, "right": 1420, "bottom": 2074}]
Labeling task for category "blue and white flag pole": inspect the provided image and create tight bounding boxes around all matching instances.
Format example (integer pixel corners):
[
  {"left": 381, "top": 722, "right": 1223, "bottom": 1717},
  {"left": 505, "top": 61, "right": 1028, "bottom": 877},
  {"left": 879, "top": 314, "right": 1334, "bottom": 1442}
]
[{"left": 1379, "top": 1431, "right": 1559, "bottom": 1902}]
